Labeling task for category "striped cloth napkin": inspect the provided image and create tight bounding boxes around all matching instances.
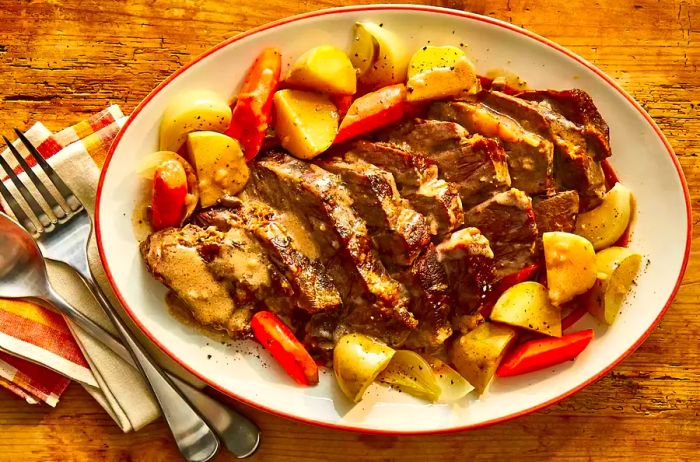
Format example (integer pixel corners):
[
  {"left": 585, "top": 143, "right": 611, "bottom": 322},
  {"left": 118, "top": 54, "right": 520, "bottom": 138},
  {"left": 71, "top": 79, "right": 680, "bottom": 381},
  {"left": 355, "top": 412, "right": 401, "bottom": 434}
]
[{"left": 0, "top": 106, "right": 173, "bottom": 431}]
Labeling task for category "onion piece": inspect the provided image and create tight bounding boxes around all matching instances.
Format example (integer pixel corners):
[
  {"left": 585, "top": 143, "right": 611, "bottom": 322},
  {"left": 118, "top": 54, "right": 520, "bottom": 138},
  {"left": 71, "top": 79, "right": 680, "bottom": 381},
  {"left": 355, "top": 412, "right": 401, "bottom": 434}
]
[
  {"left": 425, "top": 356, "right": 475, "bottom": 403},
  {"left": 377, "top": 350, "right": 441, "bottom": 402}
]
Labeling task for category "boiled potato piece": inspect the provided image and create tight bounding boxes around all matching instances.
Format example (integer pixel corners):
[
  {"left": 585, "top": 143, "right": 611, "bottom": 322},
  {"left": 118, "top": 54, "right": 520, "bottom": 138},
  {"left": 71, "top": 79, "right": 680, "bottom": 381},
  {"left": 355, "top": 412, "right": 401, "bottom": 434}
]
[
  {"left": 186, "top": 131, "right": 249, "bottom": 207},
  {"left": 425, "top": 356, "right": 474, "bottom": 403},
  {"left": 138, "top": 151, "right": 200, "bottom": 222},
  {"left": 159, "top": 89, "right": 232, "bottom": 152},
  {"left": 285, "top": 45, "right": 356, "bottom": 95},
  {"left": 273, "top": 89, "right": 339, "bottom": 159},
  {"left": 377, "top": 350, "right": 441, "bottom": 401},
  {"left": 575, "top": 183, "right": 633, "bottom": 250},
  {"left": 406, "top": 46, "right": 478, "bottom": 102},
  {"left": 490, "top": 281, "right": 562, "bottom": 337},
  {"left": 585, "top": 246, "right": 643, "bottom": 324},
  {"left": 350, "top": 22, "right": 408, "bottom": 88},
  {"left": 544, "top": 232, "right": 597, "bottom": 306},
  {"left": 333, "top": 333, "right": 395, "bottom": 402},
  {"left": 449, "top": 322, "right": 516, "bottom": 394}
]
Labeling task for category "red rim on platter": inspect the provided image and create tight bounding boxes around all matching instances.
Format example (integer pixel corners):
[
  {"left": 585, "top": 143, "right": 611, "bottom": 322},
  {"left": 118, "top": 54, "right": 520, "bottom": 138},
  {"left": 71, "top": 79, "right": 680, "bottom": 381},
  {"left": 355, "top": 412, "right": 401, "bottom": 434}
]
[{"left": 95, "top": 5, "right": 692, "bottom": 434}]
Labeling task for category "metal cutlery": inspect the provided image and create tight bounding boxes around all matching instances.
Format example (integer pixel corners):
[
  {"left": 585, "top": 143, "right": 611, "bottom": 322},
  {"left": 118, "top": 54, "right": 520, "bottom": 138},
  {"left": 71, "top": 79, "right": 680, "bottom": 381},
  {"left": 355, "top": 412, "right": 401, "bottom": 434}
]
[{"left": 0, "top": 131, "right": 260, "bottom": 460}]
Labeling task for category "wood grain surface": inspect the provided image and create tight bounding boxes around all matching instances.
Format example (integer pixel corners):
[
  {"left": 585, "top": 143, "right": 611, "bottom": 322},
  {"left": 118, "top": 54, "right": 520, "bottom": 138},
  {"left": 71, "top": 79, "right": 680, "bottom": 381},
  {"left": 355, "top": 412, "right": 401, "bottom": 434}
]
[{"left": 0, "top": 0, "right": 698, "bottom": 460}]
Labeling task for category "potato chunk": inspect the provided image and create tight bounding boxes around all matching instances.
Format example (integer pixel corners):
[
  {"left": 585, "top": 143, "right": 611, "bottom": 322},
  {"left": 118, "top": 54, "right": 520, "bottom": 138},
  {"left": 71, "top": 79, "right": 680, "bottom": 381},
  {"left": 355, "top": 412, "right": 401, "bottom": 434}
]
[
  {"left": 350, "top": 22, "right": 408, "bottom": 88},
  {"left": 273, "top": 89, "right": 339, "bottom": 159},
  {"left": 543, "top": 232, "right": 597, "bottom": 305},
  {"left": 584, "top": 246, "right": 643, "bottom": 324},
  {"left": 285, "top": 45, "right": 356, "bottom": 95},
  {"left": 333, "top": 333, "right": 395, "bottom": 402},
  {"left": 449, "top": 322, "right": 516, "bottom": 394},
  {"left": 491, "top": 281, "right": 562, "bottom": 337},
  {"left": 406, "top": 46, "right": 478, "bottom": 102},
  {"left": 186, "top": 131, "right": 249, "bottom": 207},
  {"left": 575, "top": 183, "right": 633, "bottom": 250},
  {"left": 159, "top": 89, "right": 231, "bottom": 152}
]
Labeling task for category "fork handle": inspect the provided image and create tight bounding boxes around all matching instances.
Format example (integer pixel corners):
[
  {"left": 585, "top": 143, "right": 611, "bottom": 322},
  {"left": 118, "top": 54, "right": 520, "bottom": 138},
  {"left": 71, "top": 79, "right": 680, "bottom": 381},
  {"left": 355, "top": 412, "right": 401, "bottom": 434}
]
[
  {"left": 77, "top": 272, "right": 260, "bottom": 459},
  {"left": 45, "top": 283, "right": 220, "bottom": 462}
]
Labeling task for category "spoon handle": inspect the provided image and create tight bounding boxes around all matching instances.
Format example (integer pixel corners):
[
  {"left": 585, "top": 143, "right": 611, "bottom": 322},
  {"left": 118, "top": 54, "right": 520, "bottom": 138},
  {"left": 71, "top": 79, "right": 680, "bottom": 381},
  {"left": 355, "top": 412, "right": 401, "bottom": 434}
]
[
  {"left": 74, "top": 271, "right": 261, "bottom": 459},
  {"left": 43, "top": 285, "right": 220, "bottom": 462}
]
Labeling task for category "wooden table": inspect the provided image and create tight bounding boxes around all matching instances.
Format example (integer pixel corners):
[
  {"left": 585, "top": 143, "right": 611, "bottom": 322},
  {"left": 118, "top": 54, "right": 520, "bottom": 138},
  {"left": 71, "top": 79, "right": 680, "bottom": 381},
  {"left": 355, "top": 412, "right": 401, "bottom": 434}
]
[{"left": 1, "top": 0, "right": 698, "bottom": 460}]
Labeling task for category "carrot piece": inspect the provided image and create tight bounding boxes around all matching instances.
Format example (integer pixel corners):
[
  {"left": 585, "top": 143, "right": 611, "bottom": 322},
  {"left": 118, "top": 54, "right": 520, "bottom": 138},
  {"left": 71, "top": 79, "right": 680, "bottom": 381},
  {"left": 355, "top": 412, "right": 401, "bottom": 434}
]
[
  {"left": 250, "top": 311, "right": 319, "bottom": 386},
  {"left": 226, "top": 47, "right": 282, "bottom": 160},
  {"left": 150, "top": 159, "right": 187, "bottom": 230},
  {"left": 334, "top": 84, "right": 407, "bottom": 144},
  {"left": 496, "top": 329, "right": 595, "bottom": 377},
  {"left": 330, "top": 94, "right": 354, "bottom": 118}
]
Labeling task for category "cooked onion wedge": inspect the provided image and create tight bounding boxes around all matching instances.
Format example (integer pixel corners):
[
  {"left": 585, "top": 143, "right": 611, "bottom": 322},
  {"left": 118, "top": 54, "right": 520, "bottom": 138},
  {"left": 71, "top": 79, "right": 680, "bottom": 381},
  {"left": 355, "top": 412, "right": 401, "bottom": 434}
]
[
  {"left": 377, "top": 350, "right": 441, "bottom": 402},
  {"left": 425, "top": 356, "right": 474, "bottom": 403},
  {"left": 350, "top": 22, "right": 408, "bottom": 88},
  {"left": 575, "top": 183, "right": 633, "bottom": 250},
  {"left": 333, "top": 333, "right": 395, "bottom": 402},
  {"left": 584, "top": 246, "right": 643, "bottom": 324}
]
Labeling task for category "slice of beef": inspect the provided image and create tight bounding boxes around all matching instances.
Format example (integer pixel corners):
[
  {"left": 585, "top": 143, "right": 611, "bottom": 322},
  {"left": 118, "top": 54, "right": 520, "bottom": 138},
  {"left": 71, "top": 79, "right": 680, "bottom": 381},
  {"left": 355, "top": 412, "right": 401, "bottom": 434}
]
[
  {"left": 206, "top": 224, "right": 296, "bottom": 316},
  {"left": 317, "top": 157, "right": 431, "bottom": 267},
  {"left": 518, "top": 89, "right": 609, "bottom": 210},
  {"left": 399, "top": 227, "right": 497, "bottom": 348},
  {"left": 345, "top": 141, "right": 464, "bottom": 235},
  {"left": 462, "top": 189, "right": 539, "bottom": 280},
  {"left": 140, "top": 225, "right": 270, "bottom": 336},
  {"left": 405, "top": 178, "right": 463, "bottom": 237},
  {"left": 398, "top": 245, "right": 453, "bottom": 350},
  {"left": 557, "top": 151, "right": 605, "bottom": 211},
  {"left": 247, "top": 151, "right": 416, "bottom": 330},
  {"left": 532, "top": 190, "right": 580, "bottom": 234},
  {"left": 378, "top": 119, "right": 511, "bottom": 208},
  {"left": 518, "top": 89, "right": 612, "bottom": 161},
  {"left": 377, "top": 117, "right": 468, "bottom": 153},
  {"left": 430, "top": 90, "right": 606, "bottom": 209},
  {"left": 436, "top": 227, "right": 495, "bottom": 321},
  {"left": 345, "top": 140, "right": 438, "bottom": 187},
  {"left": 196, "top": 201, "right": 342, "bottom": 315},
  {"left": 477, "top": 90, "right": 552, "bottom": 137},
  {"left": 429, "top": 97, "right": 554, "bottom": 196}
]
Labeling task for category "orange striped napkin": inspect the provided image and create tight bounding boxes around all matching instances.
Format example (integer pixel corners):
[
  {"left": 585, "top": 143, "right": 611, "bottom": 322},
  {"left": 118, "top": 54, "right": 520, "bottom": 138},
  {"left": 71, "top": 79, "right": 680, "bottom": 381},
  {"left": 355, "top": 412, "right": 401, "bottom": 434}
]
[
  {"left": 0, "top": 107, "right": 123, "bottom": 406},
  {"left": 0, "top": 300, "right": 89, "bottom": 406}
]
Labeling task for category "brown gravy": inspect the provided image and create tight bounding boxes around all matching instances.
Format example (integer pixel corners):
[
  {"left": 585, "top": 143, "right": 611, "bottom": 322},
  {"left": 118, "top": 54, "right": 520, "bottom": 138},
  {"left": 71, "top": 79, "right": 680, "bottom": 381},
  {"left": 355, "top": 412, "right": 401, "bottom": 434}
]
[{"left": 165, "top": 291, "right": 236, "bottom": 345}]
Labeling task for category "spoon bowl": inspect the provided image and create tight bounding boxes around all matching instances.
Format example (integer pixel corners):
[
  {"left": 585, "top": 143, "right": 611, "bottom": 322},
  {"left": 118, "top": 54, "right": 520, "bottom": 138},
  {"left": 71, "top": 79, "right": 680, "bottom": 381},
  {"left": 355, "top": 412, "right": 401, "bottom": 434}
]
[{"left": 0, "top": 213, "right": 52, "bottom": 300}]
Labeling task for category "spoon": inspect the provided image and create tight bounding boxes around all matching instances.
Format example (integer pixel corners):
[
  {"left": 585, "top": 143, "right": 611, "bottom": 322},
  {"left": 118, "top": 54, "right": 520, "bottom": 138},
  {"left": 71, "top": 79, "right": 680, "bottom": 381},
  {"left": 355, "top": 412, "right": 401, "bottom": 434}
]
[{"left": 0, "top": 212, "right": 260, "bottom": 460}]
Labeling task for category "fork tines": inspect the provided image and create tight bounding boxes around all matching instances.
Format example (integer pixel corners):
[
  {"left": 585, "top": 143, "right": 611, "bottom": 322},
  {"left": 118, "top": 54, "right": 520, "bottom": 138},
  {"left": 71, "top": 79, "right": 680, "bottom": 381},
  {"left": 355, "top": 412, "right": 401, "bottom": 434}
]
[{"left": 0, "top": 131, "right": 83, "bottom": 235}]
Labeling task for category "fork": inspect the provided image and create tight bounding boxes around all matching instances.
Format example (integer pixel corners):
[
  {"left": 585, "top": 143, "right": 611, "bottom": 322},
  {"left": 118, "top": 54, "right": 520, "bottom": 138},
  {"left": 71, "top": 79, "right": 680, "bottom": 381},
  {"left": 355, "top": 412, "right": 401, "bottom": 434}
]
[{"left": 0, "top": 130, "right": 260, "bottom": 459}]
